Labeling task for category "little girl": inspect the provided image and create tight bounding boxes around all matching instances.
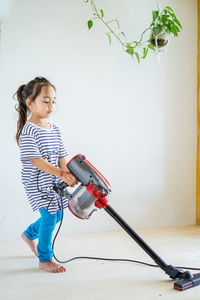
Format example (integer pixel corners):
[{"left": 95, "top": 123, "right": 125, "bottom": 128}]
[{"left": 15, "top": 76, "right": 78, "bottom": 273}]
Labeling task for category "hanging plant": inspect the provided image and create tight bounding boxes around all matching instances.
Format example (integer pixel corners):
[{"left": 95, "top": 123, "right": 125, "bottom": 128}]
[{"left": 84, "top": 0, "right": 182, "bottom": 63}]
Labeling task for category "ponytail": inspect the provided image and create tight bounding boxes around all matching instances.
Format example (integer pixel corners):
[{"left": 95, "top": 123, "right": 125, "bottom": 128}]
[
  {"left": 14, "top": 84, "right": 28, "bottom": 146},
  {"left": 14, "top": 76, "right": 56, "bottom": 147}
]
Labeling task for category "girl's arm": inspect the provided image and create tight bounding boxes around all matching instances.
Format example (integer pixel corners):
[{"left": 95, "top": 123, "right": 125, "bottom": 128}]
[
  {"left": 58, "top": 157, "right": 78, "bottom": 185},
  {"left": 30, "top": 157, "right": 78, "bottom": 187},
  {"left": 58, "top": 157, "right": 68, "bottom": 170}
]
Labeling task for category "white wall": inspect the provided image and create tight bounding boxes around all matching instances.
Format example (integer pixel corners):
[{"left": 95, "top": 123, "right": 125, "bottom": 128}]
[{"left": 0, "top": 0, "right": 197, "bottom": 240}]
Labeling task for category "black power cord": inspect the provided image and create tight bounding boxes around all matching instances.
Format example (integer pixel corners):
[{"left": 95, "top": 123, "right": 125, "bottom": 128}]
[{"left": 52, "top": 195, "right": 200, "bottom": 271}]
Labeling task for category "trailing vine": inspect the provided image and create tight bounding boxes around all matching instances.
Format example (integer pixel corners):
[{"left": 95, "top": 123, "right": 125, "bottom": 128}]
[{"left": 84, "top": 0, "right": 182, "bottom": 63}]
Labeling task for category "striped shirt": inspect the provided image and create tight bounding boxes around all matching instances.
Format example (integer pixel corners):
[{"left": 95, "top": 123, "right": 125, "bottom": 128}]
[{"left": 20, "top": 121, "right": 68, "bottom": 215}]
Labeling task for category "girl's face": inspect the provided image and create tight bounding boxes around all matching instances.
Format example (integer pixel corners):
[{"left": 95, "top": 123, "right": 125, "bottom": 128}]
[{"left": 26, "top": 85, "right": 56, "bottom": 119}]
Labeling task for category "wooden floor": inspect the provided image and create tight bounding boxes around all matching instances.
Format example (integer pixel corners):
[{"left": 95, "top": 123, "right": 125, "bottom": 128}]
[{"left": 1, "top": 226, "right": 200, "bottom": 299}]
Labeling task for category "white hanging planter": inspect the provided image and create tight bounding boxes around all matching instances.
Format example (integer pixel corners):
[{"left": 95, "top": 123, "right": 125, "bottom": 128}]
[{"left": 149, "top": 29, "right": 168, "bottom": 49}]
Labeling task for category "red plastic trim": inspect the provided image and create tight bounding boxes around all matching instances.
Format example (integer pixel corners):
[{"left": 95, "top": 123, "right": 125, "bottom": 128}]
[
  {"left": 86, "top": 182, "right": 106, "bottom": 198},
  {"left": 174, "top": 284, "right": 193, "bottom": 291},
  {"left": 95, "top": 197, "right": 109, "bottom": 209},
  {"left": 67, "top": 154, "right": 111, "bottom": 190},
  {"left": 67, "top": 154, "right": 82, "bottom": 166},
  {"left": 83, "top": 157, "right": 111, "bottom": 190},
  {"left": 86, "top": 182, "right": 109, "bottom": 208}
]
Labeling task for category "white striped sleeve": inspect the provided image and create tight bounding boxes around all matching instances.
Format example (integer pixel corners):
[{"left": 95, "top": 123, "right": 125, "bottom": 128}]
[
  {"left": 20, "top": 134, "right": 42, "bottom": 161},
  {"left": 59, "top": 138, "right": 68, "bottom": 158},
  {"left": 56, "top": 127, "right": 68, "bottom": 158}
]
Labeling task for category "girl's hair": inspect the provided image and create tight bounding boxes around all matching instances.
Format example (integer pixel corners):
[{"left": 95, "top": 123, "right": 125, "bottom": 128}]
[{"left": 14, "top": 76, "right": 56, "bottom": 146}]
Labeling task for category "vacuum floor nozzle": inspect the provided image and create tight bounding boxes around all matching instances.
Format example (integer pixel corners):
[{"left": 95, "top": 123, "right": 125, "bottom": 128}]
[{"left": 174, "top": 273, "right": 200, "bottom": 291}]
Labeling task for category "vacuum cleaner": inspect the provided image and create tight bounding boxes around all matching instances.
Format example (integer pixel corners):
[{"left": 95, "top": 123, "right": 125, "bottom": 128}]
[{"left": 53, "top": 154, "right": 200, "bottom": 291}]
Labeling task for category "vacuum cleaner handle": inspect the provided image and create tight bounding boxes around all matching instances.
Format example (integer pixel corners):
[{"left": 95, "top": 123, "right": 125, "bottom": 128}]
[{"left": 53, "top": 182, "right": 70, "bottom": 196}]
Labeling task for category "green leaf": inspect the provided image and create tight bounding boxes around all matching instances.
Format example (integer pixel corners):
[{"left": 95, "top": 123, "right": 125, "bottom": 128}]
[
  {"left": 88, "top": 20, "right": 93, "bottom": 30},
  {"left": 148, "top": 44, "right": 155, "bottom": 51},
  {"left": 118, "top": 32, "right": 126, "bottom": 39},
  {"left": 171, "top": 24, "right": 178, "bottom": 36},
  {"left": 173, "top": 18, "right": 182, "bottom": 29},
  {"left": 161, "top": 15, "right": 170, "bottom": 22},
  {"left": 126, "top": 46, "right": 134, "bottom": 56},
  {"left": 106, "top": 33, "right": 112, "bottom": 45},
  {"left": 167, "top": 10, "right": 182, "bottom": 30},
  {"left": 152, "top": 10, "right": 159, "bottom": 22},
  {"left": 165, "top": 6, "right": 174, "bottom": 12},
  {"left": 100, "top": 9, "right": 104, "bottom": 18},
  {"left": 165, "top": 25, "right": 171, "bottom": 34},
  {"left": 142, "top": 47, "right": 148, "bottom": 59},
  {"left": 168, "top": 11, "right": 179, "bottom": 24},
  {"left": 174, "top": 24, "right": 180, "bottom": 32},
  {"left": 84, "top": 0, "right": 89, "bottom": 3},
  {"left": 134, "top": 52, "right": 140, "bottom": 64},
  {"left": 153, "top": 24, "right": 162, "bottom": 34},
  {"left": 168, "top": 11, "right": 176, "bottom": 19}
]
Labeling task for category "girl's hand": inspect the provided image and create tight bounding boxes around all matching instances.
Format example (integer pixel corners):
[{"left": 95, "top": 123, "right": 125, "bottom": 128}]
[{"left": 60, "top": 170, "right": 78, "bottom": 187}]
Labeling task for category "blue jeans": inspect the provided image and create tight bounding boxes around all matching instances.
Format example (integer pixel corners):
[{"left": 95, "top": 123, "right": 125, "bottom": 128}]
[{"left": 24, "top": 208, "right": 63, "bottom": 262}]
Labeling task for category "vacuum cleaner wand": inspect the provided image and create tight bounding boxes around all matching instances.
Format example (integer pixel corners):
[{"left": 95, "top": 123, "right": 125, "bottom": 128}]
[
  {"left": 104, "top": 204, "right": 200, "bottom": 291},
  {"left": 53, "top": 154, "right": 200, "bottom": 291}
]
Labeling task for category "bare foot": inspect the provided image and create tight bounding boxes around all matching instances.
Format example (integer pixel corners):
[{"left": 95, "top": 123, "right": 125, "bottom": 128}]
[
  {"left": 39, "top": 261, "right": 66, "bottom": 273},
  {"left": 21, "top": 232, "right": 38, "bottom": 257}
]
